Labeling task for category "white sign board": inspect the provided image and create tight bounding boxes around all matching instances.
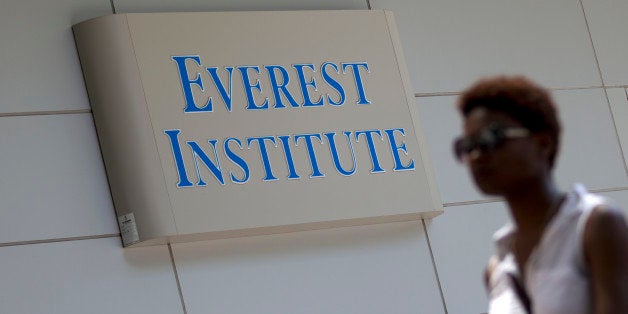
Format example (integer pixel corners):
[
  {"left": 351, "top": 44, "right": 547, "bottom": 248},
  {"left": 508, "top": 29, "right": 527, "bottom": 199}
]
[{"left": 74, "top": 11, "right": 442, "bottom": 247}]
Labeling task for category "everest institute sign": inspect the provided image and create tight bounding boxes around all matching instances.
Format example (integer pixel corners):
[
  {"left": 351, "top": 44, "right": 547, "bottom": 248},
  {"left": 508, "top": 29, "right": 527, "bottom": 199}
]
[{"left": 73, "top": 10, "right": 442, "bottom": 247}]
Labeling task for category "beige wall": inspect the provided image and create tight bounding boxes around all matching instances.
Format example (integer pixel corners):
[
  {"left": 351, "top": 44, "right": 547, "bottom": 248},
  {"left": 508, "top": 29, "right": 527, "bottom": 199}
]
[{"left": 1, "top": 1, "right": 627, "bottom": 314}]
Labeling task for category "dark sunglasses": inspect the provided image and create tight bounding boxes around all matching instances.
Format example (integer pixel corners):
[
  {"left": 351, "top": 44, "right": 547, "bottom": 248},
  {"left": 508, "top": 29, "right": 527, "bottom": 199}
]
[{"left": 453, "top": 123, "right": 530, "bottom": 162}]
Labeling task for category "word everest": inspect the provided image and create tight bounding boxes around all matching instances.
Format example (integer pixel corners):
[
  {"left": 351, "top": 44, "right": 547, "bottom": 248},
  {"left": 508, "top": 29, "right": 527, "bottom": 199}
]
[{"left": 172, "top": 56, "right": 371, "bottom": 112}]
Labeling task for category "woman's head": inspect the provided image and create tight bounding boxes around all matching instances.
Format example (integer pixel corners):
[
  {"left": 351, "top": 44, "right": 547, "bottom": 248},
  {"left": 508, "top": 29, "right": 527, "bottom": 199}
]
[{"left": 456, "top": 76, "right": 562, "bottom": 195}]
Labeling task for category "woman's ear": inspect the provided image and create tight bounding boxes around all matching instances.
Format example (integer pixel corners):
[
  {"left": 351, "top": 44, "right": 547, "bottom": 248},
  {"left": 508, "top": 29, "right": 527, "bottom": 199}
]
[{"left": 535, "top": 132, "right": 555, "bottom": 166}]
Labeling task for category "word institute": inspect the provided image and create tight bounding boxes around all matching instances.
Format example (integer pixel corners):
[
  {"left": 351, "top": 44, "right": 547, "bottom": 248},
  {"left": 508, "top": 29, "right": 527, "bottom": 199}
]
[{"left": 164, "top": 56, "right": 416, "bottom": 187}]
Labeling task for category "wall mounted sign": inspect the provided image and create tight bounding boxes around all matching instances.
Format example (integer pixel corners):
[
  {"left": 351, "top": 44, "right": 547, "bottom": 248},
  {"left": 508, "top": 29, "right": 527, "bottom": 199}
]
[{"left": 73, "top": 10, "right": 442, "bottom": 247}]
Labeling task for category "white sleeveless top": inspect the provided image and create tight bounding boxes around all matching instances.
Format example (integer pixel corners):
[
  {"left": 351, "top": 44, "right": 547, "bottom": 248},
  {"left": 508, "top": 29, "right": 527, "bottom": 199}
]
[{"left": 487, "top": 184, "right": 612, "bottom": 314}]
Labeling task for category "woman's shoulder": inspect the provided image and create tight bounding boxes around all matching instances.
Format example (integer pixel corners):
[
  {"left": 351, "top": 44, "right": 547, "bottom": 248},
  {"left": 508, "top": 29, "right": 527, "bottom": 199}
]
[{"left": 583, "top": 204, "right": 628, "bottom": 249}]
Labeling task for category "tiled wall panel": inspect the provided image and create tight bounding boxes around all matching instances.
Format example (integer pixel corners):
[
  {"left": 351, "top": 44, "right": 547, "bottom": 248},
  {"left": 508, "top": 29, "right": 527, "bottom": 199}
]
[
  {"left": 172, "top": 222, "right": 444, "bottom": 314},
  {"left": 582, "top": 0, "right": 628, "bottom": 86},
  {"left": 416, "top": 96, "right": 485, "bottom": 204},
  {"left": 598, "top": 189, "right": 628, "bottom": 218},
  {"left": 553, "top": 89, "right": 628, "bottom": 190},
  {"left": 417, "top": 88, "right": 628, "bottom": 204},
  {"left": 0, "top": 114, "right": 117, "bottom": 244},
  {"left": 0, "top": 0, "right": 112, "bottom": 114},
  {"left": 416, "top": 95, "right": 485, "bottom": 203},
  {"left": 370, "top": 0, "right": 600, "bottom": 93},
  {"left": 113, "top": 0, "right": 367, "bottom": 13},
  {"left": 425, "top": 202, "right": 510, "bottom": 314},
  {"left": 607, "top": 88, "right": 628, "bottom": 172},
  {"left": 0, "top": 1, "right": 626, "bottom": 314},
  {"left": 0, "top": 237, "right": 183, "bottom": 314}
]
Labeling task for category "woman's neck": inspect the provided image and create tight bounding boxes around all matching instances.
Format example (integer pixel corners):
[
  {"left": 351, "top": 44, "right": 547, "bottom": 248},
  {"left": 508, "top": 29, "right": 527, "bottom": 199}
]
[{"left": 504, "top": 179, "right": 564, "bottom": 232}]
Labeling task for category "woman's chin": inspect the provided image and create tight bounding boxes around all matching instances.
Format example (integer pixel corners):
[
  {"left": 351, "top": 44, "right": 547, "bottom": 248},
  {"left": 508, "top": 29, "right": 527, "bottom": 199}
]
[{"left": 473, "top": 179, "right": 506, "bottom": 196}]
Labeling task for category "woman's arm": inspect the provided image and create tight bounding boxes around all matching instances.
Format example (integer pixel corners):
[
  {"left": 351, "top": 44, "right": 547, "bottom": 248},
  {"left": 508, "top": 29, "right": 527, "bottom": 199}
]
[{"left": 584, "top": 206, "right": 628, "bottom": 314}]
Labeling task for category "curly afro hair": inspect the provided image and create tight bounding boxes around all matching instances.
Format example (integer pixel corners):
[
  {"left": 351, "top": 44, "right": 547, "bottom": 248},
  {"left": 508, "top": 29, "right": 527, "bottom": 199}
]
[{"left": 458, "top": 75, "right": 561, "bottom": 168}]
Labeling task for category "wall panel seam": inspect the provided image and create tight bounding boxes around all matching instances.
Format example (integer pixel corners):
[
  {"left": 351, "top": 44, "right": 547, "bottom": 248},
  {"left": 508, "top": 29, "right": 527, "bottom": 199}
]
[
  {"left": 0, "top": 109, "right": 91, "bottom": 118},
  {"left": 443, "top": 187, "right": 628, "bottom": 208},
  {"left": 413, "top": 86, "right": 626, "bottom": 98},
  {"left": 168, "top": 244, "right": 188, "bottom": 314},
  {"left": 579, "top": 0, "right": 605, "bottom": 87},
  {"left": 422, "top": 219, "right": 449, "bottom": 313},
  {"left": 601, "top": 90, "right": 628, "bottom": 179},
  {"left": 0, "top": 234, "right": 119, "bottom": 248},
  {"left": 443, "top": 199, "right": 502, "bottom": 208},
  {"left": 580, "top": 0, "right": 628, "bottom": 179}
]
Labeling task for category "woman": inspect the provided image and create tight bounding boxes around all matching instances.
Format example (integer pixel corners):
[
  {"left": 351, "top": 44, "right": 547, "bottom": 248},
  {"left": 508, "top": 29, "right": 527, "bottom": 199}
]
[{"left": 454, "top": 76, "right": 628, "bottom": 313}]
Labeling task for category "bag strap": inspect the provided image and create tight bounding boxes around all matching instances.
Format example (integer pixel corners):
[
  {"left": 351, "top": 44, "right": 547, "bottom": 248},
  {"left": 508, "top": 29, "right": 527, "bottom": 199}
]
[{"left": 508, "top": 273, "right": 532, "bottom": 314}]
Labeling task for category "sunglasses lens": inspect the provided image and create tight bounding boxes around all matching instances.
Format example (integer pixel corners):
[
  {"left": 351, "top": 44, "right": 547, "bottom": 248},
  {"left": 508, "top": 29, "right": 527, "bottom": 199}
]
[
  {"left": 476, "top": 137, "right": 493, "bottom": 152},
  {"left": 453, "top": 133, "right": 500, "bottom": 162},
  {"left": 453, "top": 137, "right": 474, "bottom": 161},
  {"left": 453, "top": 138, "right": 463, "bottom": 161}
]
